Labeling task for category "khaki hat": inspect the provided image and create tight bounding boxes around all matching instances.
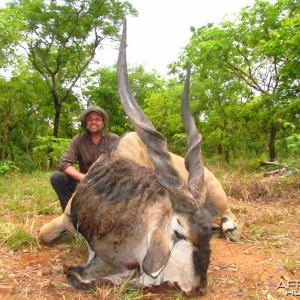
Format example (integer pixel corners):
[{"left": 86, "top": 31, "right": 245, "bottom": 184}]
[{"left": 80, "top": 106, "right": 109, "bottom": 130}]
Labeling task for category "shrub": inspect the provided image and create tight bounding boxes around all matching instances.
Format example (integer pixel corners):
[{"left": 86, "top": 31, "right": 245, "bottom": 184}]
[
  {"left": 0, "top": 160, "right": 20, "bottom": 176},
  {"left": 33, "top": 136, "right": 70, "bottom": 170}
]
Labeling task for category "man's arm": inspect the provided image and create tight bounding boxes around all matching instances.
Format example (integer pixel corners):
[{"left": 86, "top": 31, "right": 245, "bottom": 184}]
[
  {"left": 58, "top": 135, "right": 82, "bottom": 178},
  {"left": 64, "top": 166, "right": 85, "bottom": 181}
]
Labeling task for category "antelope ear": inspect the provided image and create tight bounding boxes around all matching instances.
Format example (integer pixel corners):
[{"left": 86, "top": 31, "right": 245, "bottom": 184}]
[{"left": 142, "top": 228, "right": 171, "bottom": 278}]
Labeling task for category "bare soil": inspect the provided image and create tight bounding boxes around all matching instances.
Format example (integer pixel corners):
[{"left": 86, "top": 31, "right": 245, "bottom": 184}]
[{"left": 0, "top": 185, "right": 299, "bottom": 299}]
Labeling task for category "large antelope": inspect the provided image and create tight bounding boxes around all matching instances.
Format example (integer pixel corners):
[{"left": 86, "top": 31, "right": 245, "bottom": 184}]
[{"left": 38, "top": 20, "right": 239, "bottom": 296}]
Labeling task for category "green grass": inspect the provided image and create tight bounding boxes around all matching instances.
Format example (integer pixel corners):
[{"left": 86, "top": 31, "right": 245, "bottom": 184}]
[
  {"left": 72, "top": 232, "right": 89, "bottom": 252},
  {"left": 282, "top": 257, "right": 298, "bottom": 274},
  {"left": 0, "top": 171, "right": 60, "bottom": 249},
  {"left": 112, "top": 271, "right": 145, "bottom": 300},
  {"left": 0, "top": 171, "right": 59, "bottom": 220},
  {"left": 0, "top": 222, "right": 37, "bottom": 249}
]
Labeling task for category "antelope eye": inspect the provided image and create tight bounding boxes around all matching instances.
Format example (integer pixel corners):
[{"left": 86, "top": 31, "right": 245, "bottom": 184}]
[{"left": 174, "top": 230, "right": 186, "bottom": 241}]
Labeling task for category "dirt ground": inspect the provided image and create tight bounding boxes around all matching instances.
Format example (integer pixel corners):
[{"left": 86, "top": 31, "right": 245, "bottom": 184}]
[{"left": 0, "top": 192, "right": 299, "bottom": 299}]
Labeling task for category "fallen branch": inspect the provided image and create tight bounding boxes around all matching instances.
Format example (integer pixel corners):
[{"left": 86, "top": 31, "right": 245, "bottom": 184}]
[
  {"left": 259, "top": 161, "right": 299, "bottom": 177},
  {"left": 260, "top": 161, "right": 289, "bottom": 168},
  {"left": 263, "top": 167, "right": 288, "bottom": 177}
]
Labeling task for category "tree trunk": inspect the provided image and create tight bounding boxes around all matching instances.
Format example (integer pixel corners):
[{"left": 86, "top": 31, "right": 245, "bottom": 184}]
[
  {"left": 224, "top": 149, "right": 230, "bottom": 164},
  {"left": 49, "top": 101, "right": 62, "bottom": 169},
  {"left": 53, "top": 100, "right": 62, "bottom": 138},
  {"left": 217, "top": 144, "right": 222, "bottom": 155},
  {"left": 268, "top": 124, "right": 277, "bottom": 162},
  {"left": 0, "top": 133, "right": 5, "bottom": 160},
  {"left": 8, "top": 142, "right": 15, "bottom": 161},
  {"left": 0, "top": 123, "right": 13, "bottom": 160}
]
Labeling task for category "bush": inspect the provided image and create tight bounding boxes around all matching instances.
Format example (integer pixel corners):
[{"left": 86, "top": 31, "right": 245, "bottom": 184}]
[
  {"left": 286, "top": 133, "right": 300, "bottom": 152},
  {"left": 168, "top": 133, "right": 187, "bottom": 156},
  {"left": 0, "top": 160, "right": 20, "bottom": 176},
  {"left": 33, "top": 136, "right": 70, "bottom": 170}
]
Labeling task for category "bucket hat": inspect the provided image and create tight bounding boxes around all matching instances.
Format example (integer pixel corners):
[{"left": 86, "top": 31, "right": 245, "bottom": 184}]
[{"left": 80, "top": 106, "right": 109, "bottom": 130}]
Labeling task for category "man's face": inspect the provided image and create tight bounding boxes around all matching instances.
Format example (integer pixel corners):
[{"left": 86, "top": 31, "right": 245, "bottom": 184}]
[{"left": 86, "top": 111, "right": 104, "bottom": 133}]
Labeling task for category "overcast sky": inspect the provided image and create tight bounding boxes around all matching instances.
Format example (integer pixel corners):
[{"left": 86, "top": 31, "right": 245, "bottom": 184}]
[
  {"left": 99, "top": 0, "right": 256, "bottom": 75},
  {"left": 0, "top": 0, "right": 257, "bottom": 76}
]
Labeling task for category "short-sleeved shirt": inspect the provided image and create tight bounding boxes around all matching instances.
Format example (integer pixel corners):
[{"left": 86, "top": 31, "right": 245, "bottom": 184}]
[{"left": 58, "top": 131, "right": 119, "bottom": 174}]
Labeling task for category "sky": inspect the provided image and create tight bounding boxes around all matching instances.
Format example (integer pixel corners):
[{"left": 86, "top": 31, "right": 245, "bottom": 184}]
[
  {"left": 99, "top": 0, "right": 256, "bottom": 76},
  {"left": 0, "top": 0, "right": 257, "bottom": 76}
]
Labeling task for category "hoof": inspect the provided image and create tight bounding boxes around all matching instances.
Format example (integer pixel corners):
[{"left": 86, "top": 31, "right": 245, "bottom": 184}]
[
  {"left": 221, "top": 217, "right": 240, "bottom": 242},
  {"left": 64, "top": 265, "right": 96, "bottom": 291}
]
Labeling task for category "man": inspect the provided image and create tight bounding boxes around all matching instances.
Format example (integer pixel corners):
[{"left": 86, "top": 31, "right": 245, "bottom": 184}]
[{"left": 50, "top": 106, "right": 120, "bottom": 211}]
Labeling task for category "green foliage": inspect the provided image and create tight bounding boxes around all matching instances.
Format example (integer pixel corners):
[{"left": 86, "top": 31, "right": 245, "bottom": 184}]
[
  {"left": 168, "top": 133, "right": 188, "bottom": 155},
  {"left": 1, "top": 0, "right": 137, "bottom": 137},
  {"left": 83, "top": 65, "right": 166, "bottom": 136},
  {"left": 176, "top": 0, "right": 300, "bottom": 163},
  {"left": 0, "top": 160, "right": 19, "bottom": 176},
  {"left": 143, "top": 84, "right": 185, "bottom": 154},
  {"left": 282, "top": 133, "right": 300, "bottom": 171},
  {"left": 0, "top": 69, "right": 53, "bottom": 171},
  {"left": 0, "top": 0, "right": 299, "bottom": 169},
  {"left": 286, "top": 134, "right": 300, "bottom": 152},
  {"left": 33, "top": 136, "right": 71, "bottom": 170},
  {"left": 83, "top": 67, "right": 132, "bottom": 135},
  {"left": 0, "top": 5, "right": 25, "bottom": 66}
]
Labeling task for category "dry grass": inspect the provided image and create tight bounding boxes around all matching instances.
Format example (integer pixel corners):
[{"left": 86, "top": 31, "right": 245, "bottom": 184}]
[
  {"left": 0, "top": 170, "right": 299, "bottom": 299},
  {"left": 219, "top": 169, "right": 299, "bottom": 202}
]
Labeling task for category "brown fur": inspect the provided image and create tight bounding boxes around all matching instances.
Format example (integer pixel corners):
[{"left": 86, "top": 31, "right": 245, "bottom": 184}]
[
  {"left": 71, "top": 156, "right": 170, "bottom": 243},
  {"left": 113, "top": 132, "right": 232, "bottom": 216},
  {"left": 38, "top": 132, "right": 239, "bottom": 243}
]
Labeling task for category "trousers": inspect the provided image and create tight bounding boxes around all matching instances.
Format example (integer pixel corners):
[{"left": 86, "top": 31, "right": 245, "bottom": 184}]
[{"left": 50, "top": 171, "right": 78, "bottom": 212}]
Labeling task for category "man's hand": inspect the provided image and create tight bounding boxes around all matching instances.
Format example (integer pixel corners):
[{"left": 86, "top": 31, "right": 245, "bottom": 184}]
[{"left": 64, "top": 166, "right": 85, "bottom": 181}]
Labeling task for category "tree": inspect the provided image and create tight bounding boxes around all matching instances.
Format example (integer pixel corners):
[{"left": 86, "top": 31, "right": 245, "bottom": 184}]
[
  {"left": 2, "top": 0, "right": 136, "bottom": 137},
  {"left": 0, "top": 5, "right": 24, "bottom": 67},
  {"left": 79, "top": 65, "right": 165, "bottom": 135},
  {"left": 190, "top": 72, "right": 255, "bottom": 163},
  {"left": 180, "top": 0, "right": 299, "bottom": 162},
  {"left": 0, "top": 67, "right": 51, "bottom": 167}
]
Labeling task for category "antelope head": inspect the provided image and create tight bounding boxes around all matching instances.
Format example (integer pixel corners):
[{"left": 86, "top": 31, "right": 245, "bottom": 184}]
[{"left": 117, "top": 19, "right": 212, "bottom": 296}]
